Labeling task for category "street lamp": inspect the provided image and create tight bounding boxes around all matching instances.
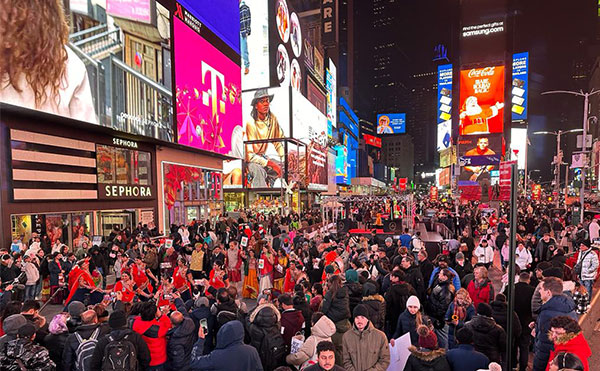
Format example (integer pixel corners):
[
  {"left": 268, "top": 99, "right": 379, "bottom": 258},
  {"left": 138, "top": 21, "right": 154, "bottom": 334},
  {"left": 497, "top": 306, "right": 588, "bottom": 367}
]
[
  {"left": 532, "top": 129, "right": 583, "bottom": 207},
  {"left": 541, "top": 89, "right": 600, "bottom": 221}
]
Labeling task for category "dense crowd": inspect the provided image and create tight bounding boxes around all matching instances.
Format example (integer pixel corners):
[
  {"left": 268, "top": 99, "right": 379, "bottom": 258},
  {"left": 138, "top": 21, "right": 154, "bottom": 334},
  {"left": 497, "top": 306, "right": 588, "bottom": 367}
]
[{"left": 0, "top": 201, "right": 597, "bottom": 371}]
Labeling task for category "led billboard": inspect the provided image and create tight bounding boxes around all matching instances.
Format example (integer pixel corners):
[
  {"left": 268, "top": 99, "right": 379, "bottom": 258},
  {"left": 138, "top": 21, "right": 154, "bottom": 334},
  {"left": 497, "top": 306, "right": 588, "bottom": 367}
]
[
  {"left": 377, "top": 113, "right": 406, "bottom": 134},
  {"left": 458, "top": 133, "right": 502, "bottom": 166},
  {"left": 511, "top": 52, "right": 529, "bottom": 122},
  {"left": 174, "top": 15, "right": 242, "bottom": 156},
  {"left": 240, "top": 0, "right": 270, "bottom": 91},
  {"left": 326, "top": 59, "right": 337, "bottom": 139},
  {"left": 335, "top": 144, "right": 348, "bottom": 184},
  {"left": 510, "top": 127, "right": 527, "bottom": 170},
  {"left": 437, "top": 120, "right": 452, "bottom": 151},
  {"left": 459, "top": 65, "right": 505, "bottom": 135},
  {"left": 437, "top": 64, "right": 453, "bottom": 151}
]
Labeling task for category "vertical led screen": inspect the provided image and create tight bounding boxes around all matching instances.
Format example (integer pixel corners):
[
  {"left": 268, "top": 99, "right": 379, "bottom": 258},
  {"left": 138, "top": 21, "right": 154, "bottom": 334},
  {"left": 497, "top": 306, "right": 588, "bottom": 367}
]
[
  {"left": 240, "top": 0, "right": 270, "bottom": 90},
  {"left": 335, "top": 144, "right": 348, "bottom": 184},
  {"left": 511, "top": 52, "right": 529, "bottom": 122},
  {"left": 437, "top": 64, "right": 453, "bottom": 151},
  {"left": 326, "top": 59, "right": 337, "bottom": 139},
  {"left": 510, "top": 127, "right": 527, "bottom": 170},
  {"left": 459, "top": 65, "right": 505, "bottom": 135},
  {"left": 174, "top": 14, "right": 242, "bottom": 157}
]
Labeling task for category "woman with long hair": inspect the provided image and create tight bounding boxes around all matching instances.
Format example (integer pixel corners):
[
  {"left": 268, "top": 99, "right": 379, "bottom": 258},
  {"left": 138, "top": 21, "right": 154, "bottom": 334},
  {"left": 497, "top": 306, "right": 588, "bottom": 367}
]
[
  {"left": 391, "top": 295, "right": 426, "bottom": 346},
  {"left": 64, "top": 258, "right": 106, "bottom": 309},
  {"left": 0, "top": 0, "right": 96, "bottom": 122},
  {"left": 444, "top": 288, "right": 475, "bottom": 349},
  {"left": 321, "top": 275, "right": 350, "bottom": 361},
  {"left": 242, "top": 249, "right": 259, "bottom": 299}
]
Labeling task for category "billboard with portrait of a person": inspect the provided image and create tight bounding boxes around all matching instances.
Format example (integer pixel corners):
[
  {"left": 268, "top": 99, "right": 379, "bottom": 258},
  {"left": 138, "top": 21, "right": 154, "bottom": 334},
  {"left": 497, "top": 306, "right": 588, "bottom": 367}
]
[
  {"left": 239, "top": 0, "right": 270, "bottom": 90},
  {"left": 459, "top": 65, "right": 505, "bottom": 135}
]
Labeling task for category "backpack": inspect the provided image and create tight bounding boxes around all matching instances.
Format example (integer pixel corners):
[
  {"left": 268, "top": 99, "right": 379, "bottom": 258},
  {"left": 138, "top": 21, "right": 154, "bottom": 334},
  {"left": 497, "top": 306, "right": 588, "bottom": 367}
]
[
  {"left": 573, "top": 250, "right": 592, "bottom": 278},
  {"left": 75, "top": 327, "right": 100, "bottom": 371},
  {"left": 258, "top": 328, "right": 287, "bottom": 371},
  {"left": 101, "top": 333, "right": 138, "bottom": 371}
]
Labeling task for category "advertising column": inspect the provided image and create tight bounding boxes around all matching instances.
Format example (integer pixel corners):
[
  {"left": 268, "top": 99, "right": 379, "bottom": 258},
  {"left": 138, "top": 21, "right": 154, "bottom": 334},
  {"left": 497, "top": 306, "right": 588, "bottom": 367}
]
[{"left": 437, "top": 64, "right": 453, "bottom": 151}]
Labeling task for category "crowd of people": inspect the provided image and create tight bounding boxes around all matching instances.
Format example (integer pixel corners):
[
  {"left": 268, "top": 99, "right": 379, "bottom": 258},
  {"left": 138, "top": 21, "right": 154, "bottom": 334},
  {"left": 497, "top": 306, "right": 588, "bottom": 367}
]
[{"left": 0, "top": 200, "right": 596, "bottom": 371}]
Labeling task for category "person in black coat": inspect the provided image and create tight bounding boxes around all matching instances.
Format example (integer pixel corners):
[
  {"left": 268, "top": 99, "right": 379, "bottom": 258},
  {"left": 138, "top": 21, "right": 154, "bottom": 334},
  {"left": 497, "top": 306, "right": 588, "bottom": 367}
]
[
  {"left": 166, "top": 296, "right": 197, "bottom": 371},
  {"left": 343, "top": 269, "right": 363, "bottom": 316},
  {"left": 62, "top": 310, "right": 110, "bottom": 371},
  {"left": 404, "top": 325, "right": 451, "bottom": 371},
  {"left": 513, "top": 272, "right": 535, "bottom": 371},
  {"left": 247, "top": 302, "right": 282, "bottom": 369},
  {"left": 490, "top": 294, "right": 522, "bottom": 369},
  {"left": 392, "top": 296, "right": 426, "bottom": 346},
  {"left": 293, "top": 286, "right": 313, "bottom": 337},
  {"left": 43, "top": 313, "right": 70, "bottom": 367},
  {"left": 465, "top": 303, "right": 506, "bottom": 363},
  {"left": 361, "top": 282, "right": 386, "bottom": 331},
  {"left": 400, "top": 256, "right": 426, "bottom": 301},
  {"left": 451, "top": 252, "right": 473, "bottom": 281},
  {"left": 189, "top": 297, "right": 216, "bottom": 354},
  {"left": 385, "top": 270, "right": 417, "bottom": 337},
  {"left": 426, "top": 269, "right": 455, "bottom": 333},
  {"left": 417, "top": 251, "right": 434, "bottom": 288}
]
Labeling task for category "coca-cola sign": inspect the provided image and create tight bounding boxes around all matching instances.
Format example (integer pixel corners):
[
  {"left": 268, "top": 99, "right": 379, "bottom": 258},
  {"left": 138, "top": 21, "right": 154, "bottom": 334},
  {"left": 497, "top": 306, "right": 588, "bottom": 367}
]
[{"left": 467, "top": 66, "right": 496, "bottom": 78}]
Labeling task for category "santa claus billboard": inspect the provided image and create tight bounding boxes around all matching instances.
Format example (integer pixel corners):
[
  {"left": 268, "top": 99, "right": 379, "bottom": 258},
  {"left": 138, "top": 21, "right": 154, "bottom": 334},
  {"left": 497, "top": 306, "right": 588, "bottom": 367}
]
[{"left": 459, "top": 65, "right": 505, "bottom": 135}]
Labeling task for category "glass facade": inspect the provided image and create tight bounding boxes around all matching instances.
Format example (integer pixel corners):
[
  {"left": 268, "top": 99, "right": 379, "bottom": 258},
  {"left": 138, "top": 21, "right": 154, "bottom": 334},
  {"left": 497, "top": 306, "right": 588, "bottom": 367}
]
[{"left": 97, "top": 145, "right": 152, "bottom": 185}]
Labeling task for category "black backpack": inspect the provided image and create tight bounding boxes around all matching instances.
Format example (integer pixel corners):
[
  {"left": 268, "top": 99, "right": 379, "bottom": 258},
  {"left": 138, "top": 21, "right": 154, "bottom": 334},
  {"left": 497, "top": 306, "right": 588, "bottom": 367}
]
[
  {"left": 258, "top": 327, "right": 287, "bottom": 371},
  {"left": 101, "top": 332, "right": 138, "bottom": 371}
]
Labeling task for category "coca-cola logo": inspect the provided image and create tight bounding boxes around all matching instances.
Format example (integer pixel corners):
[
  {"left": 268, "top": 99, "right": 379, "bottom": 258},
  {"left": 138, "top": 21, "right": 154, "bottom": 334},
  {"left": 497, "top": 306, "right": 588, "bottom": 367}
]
[{"left": 468, "top": 67, "right": 495, "bottom": 78}]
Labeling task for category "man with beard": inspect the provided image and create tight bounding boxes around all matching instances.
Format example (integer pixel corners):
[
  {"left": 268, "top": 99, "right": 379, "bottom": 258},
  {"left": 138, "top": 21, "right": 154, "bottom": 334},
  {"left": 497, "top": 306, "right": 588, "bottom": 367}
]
[
  {"left": 459, "top": 96, "right": 504, "bottom": 135},
  {"left": 535, "top": 233, "right": 556, "bottom": 263},
  {"left": 459, "top": 230, "right": 476, "bottom": 261},
  {"left": 428, "top": 255, "right": 461, "bottom": 290}
]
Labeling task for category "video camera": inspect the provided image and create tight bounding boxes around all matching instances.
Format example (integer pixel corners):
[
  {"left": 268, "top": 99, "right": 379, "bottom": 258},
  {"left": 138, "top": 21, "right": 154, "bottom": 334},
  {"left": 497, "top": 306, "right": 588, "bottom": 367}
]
[{"left": 1, "top": 272, "right": 27, "bottom": 291}]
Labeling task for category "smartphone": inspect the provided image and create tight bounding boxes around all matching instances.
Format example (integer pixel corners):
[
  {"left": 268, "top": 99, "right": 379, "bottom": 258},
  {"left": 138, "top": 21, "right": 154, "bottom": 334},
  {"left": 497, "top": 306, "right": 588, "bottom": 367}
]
[{"left": 199, "top": 318, "right": 208, "bottom": 333}]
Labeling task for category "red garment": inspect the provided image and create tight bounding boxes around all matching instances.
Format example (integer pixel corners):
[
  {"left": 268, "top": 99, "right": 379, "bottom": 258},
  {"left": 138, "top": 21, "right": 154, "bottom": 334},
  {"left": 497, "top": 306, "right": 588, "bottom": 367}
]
[
  {"left": 547, "top": 332, "right": 591, "bottom": 371},
  {"left": 113, "top": 281, "right": 135, "bottom": 303},
  {"left": 132, "top": 315, "right": 172, "bottom": 366},
  {"left": 208, "top": 269, "right": 225, "bottom": 290},
  {"left": 467, "top": 279, "right": 493, "bottom": 311},
  {"left": 64, "top": 268, "right": 95, "bottom": 304},
  {"left": 173, "top": 267, "right": 191, "bottom": 293},
  {"left": 259, "top": 253, "right": 273, "bottom": 276},
  {"left": 283, "top": 269, "right": 295, "bottom": 293}
]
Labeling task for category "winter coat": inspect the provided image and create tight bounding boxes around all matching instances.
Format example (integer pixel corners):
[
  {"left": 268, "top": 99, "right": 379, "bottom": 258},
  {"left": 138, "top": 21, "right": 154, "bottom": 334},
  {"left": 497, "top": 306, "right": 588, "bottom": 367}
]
[
  {"left": 293, "top": 293, "right": 313, "bottom": 337},
  {"left": 404, "top": 346, "right": 451, "bottom": 371},
  {"left": 446, "top": 344, "right": 490, "bottom": 371},
  {"left": 513, "top": 282, "right": 535, "bottom": 328},
  {"left": 281, "top": 309, "right": 305, "bottom": 347},
  {"left": 419, "top": 259, "right": 434, "bottom": 289},
  {"left": 342, "top": 321, "right": 390, "bottom": 371},
  {"left": 90, "top": 328, "right": 151, "bottom": 371},
  {"left": 576, "top": 249, "right": 599, "bottom": 281},
  {"left": 403, "top": 264, "right": 426, "bottom": 300},
  {"left": 444, "top": 302, "right": 475, "bottom": 349},
  {"left": 392, "top": 310, "right": 420, "bottom": 345},
  {"left": 466, "top": 279, "right": 494, "bottom": 310},
  {"left": 428, "top": 267, "right": 461, "bottom": 290},
  {"left": 43, "top": 331, "right": 69, "bottom": 367},
  {"left": 452, "top": 261, "right": 473, "bottom": 281},
  {"left": 190, "top": 320, "right": 263, "bottom": 371},
  {"left": 286, "top": 315, "right": 336, "bottom": 368},
  {"left": 427, "top": 280, "right": 455, "bottom": 327},
  {"left": 534, "top": 294, "right": 577, "bottom": 368},
  {"left": 344, "top": 282, "right": 363, "bottom": 315},
  {"left": 0, "top": 338, "right": 56, "bottom": 371},
  {"left": 48, "top": 261, "right": 62, "bottom": 286},
  {"left": 22, "top": 262, "right": 39, "bottom": 285},
  {"left": 385, "top": 282, "right": 417, "bottom": 334},
  {"left": 247, "top": 303, "right": 282, "bottom": 368},
  {"left": 190, "top": 305, "right": 215, "bottom": 354},
  {"left": 322, "top": 286, "right": 350, "bottom": 324},
  {"left": 132, "top": 314, "right": 172, "bottom": 366},
  {"left": 166, "top": 317, "right": 197, "bottom": 370},
  {"left": 62, "top": 323, "right": 110, "bottom": 371},
  {"left": 490, "top": 300, "right": 522, "bottom": 341},
  {"left": 547, "top": 331, "right": 591, "bottom": 371},
  {"left": 465, "top": 315, "right": 506, "bottom": 363},
  {"left": 361, "top": 295, "right": 386, "bottom": 330}
]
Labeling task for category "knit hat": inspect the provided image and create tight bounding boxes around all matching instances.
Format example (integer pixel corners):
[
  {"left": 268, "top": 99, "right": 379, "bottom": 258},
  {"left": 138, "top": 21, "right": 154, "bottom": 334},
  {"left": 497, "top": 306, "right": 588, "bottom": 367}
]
[
  {"left": 108, "top": 310, "right": 127, "bottom": 329},
  {"left": 477, "top": 303, "right": 493, "bottom": 317},
  {"left": 455, "top": 252, "right": 465, "bottom": 260},
  {"left": 2, "top": 314, "right": 26, "bottom": 335},
  {"left": 17, "top": 323, "right": 36, "bottom": 339},
  {"left": 324, "top": 265, "right": 335, "bottom": 274},
  {"left": 353, "top": 304, "right": 370, "bottom": 320},
  {"left": 345, "top": 269, "right": 359, "bottom": 283},
  {"left": 543, "top": 267, "right": 563, "bottom": 279},
  {"left": 195, "top": 296, "right": 210, "bottom": 308},
  {"left": 406, "top": 295, "right": 421, "bottom": 310},
  {"left": 495, "top": 293, "right": 507, "bottom": 303},
  {"left": 417, "top": 325, "right": 438, "bottom": 350},
  {"left": 385, "top": 237, "right": 393, "bottom": 243},
  {"left": 68, "top": 301, "right": 86, "bottom": 318},
  {"left": 362, "top": 282, "right": 377, "bottom": 296}
]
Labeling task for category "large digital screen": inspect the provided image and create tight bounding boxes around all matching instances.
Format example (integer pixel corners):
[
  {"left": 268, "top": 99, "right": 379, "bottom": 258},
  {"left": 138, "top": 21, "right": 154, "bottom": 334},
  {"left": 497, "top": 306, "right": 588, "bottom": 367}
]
[
  {"left": 510, "top": 127, "right": 527, "bottom": 170},
  {"left": 335, "top": 144, "right": 348, "bottom": 184},
  {"left": 437, "top": 120, "right": 452, "bottom": 151},
  {"left": 459, "top": 65, "right": 505, "bottom": 135},
  {"left": 174, "top": 15, "right": 242, "bottom": 156},
  {"left": 377, "top": 113, "right": 406, "bottom": 134},
  {"left": 326, "top": 59, "right": 337, "bottom": 138},
  {"left": 242, "top": 87, "right": 290, "bottom": 188},
  {"left": 511, "top": 52, "right": 529, "bottom": 122},
  {"left": 437, "top": 64, "right": 453, "bottom": 124},
  {"left": 240, "top": 0, "right": 270, "bottom": 90},
  {"left": 292, "top": 90, "right": 328, "bottom": 191},
  {"left": 223, "top": 159, "right": 243, "bottom": 189},
  {"left": 458, "top": 133, "right": 502, "bottom": 166},
  {"left": 0, "top": 0, "right": 174, "bottom": 142}
]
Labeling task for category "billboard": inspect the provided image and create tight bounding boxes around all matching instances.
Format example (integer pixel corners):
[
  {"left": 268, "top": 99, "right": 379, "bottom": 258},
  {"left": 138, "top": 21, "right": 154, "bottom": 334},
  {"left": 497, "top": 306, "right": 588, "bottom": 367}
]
[
  {"left": 377, "top": 113, "right": 406, "bottom": 134},
  {"left": 437, "top": 64, "right": 453, "bottom": 124},
  {"left": 511, "top": 52, "right": 529, "bottom": 122},
  {"left": 437, "top": 120, "right": 452, "bottom": 151},
  {"left": 439, "top": 146, "right": 456, "bottom": 168},
  {"left": 335, "top": 144, "right": 348, "bottom": 184},
  {"left": 346, "top": 130, "right": 358, "bottom": 180},
  {"left": 458, "top": 164, "right": 499, "bottom": 186},
  {"left": 326, "top": 59, "right": 337, "bottom": 139},
  {"left": 0, "top": 0, "right": 173, "bottom": 142},
  {"left": 240, "top": 0, "right": 270, "bottom": 90},
  {"left": 242, "top": 87, "right": 290, "bottom": 188},
  {"left": 174, "top": 15, "right": 242, "bottom": 156},
  {"left": 292, "top": 90, "right": 328, "bottom": 190},
  {"left": 223, "top": 159, "right": 243, "bottom": 189},
  {"left": 458, "top": 133, "right": 502, "bottom": 165},
  {"left": 364, "top": 134, "right": 382, "bottom": 148},
  {"left": 510, "top": 127, "right": 527, "bottom": 170},
  {"left": 459, "top": 65, "right": 505, "bottom": 135}
]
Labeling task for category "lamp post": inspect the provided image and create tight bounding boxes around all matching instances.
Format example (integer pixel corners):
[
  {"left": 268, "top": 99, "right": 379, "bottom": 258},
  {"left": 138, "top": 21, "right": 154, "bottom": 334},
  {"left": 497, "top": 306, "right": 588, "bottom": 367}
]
[
  {"left": 533, "top": 129, "right": 582, "bottom": 207},
  {"left": 542, "top": 89, "right": 600, "bottom": 221}
]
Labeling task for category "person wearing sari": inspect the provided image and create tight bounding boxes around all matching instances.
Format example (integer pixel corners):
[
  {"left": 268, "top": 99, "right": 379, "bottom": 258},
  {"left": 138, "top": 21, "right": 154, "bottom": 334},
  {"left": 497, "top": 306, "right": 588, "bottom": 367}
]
[
  {"left": 64, "top": 258, "right": 106, "bottom": 309},
  {"left": 273, "top": 249, "right": 288, "bottom": 293},
  {"left": 112, "top": 270, "right": 136, "bottom": 303},
  {"left": 242, "top": 249, "right": 259, "bottom": 299},
  {"left": 173, "top": 258, "right": 193, "bottom": 302},
  {"left": 208, "top": 261, "right": 227, "bottom": 292},
  {"left": 259, "top": 245, "right": 275, "bottom": 293},
  {"left": 226, "top": 241, "right": 243, "bottom": 290}
]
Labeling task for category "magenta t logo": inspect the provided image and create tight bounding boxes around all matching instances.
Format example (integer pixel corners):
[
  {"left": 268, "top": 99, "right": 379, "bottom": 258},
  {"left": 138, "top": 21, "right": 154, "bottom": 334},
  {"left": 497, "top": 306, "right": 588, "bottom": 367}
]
[{"left": 201, "top": 61, "right": 226, "bottom": 124}]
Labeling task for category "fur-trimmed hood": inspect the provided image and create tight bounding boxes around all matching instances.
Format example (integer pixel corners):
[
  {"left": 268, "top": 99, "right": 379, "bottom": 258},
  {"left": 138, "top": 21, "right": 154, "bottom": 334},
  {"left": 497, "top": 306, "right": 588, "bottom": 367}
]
[
  {"left": 362, "top": 294, "right": 385, "bottom": 303},
  {"left": 551, "top": 331, "right": 580, "bottom": 345},
  {"left": 408, "top": 345, "right": 446, "bottom": 361},
  {"left": 249, "top": 302, "right": 281, "bottom": 324}
]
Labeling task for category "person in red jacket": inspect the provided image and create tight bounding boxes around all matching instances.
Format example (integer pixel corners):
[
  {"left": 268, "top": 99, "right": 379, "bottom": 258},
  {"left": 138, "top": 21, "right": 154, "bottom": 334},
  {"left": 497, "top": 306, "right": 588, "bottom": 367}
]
[
  {"left": 132, "top": 301, "right": 172, "bottom": 369},
  {"left": 546, "top": 316, "right": 591, "bottom": 371},
  {"left": 467, "top": 266, "right": 494, "bottom": 312},
  {"left": 279, "top": 293, "right": 305, "bottom": 348}
]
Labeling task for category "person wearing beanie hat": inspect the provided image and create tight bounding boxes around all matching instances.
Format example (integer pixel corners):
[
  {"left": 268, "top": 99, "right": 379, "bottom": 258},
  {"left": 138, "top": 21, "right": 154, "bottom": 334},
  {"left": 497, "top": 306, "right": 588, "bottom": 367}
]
[
  {"left": 1, "top": 322, "right": 56, "bottom": 370},
  {"left": 490, "top": 293, "right": 522, "bottom": 368},
  {"left": 342, "top": 303, "right": 390, "bottom": 370},
  {"left": 344, "top": 269, "right": 363, "bottom": 315},
  {"left": 90, "top": 310, "right": 151, "bottom": 370},
  {"left": 391, "top": 295, "right": 425, "bottom": 346},
  {"left": 345, "top": 269, "right": 358, "bottom": 283},
  {"left": 404, "top": 325, "right": 450, "bottom": 371},
  {"left": 0, "top": 314, "right": 27, "bottom": 350},
  {"left": 446, "top": 327, "right": 490, "bottom": 371},
  {"left": 465, "top": 302, "right": 506, "bottom": 363},
  {"left": 385, "top": 269, "right": 418, "bottom": 337}
]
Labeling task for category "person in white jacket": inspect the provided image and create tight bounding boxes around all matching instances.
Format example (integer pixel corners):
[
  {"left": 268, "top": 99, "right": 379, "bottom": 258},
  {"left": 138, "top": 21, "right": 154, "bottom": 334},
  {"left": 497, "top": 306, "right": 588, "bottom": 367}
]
[
  {"left": 515, "top": 242, "right": 533, "bottom": 271},
  {"left": 22, "top": 255, "right": 40, "bottom": 301},
  {"left": 589, "top": 219, "right": 600, "bottom": 242},
  {"left": 577, "top": 241, "right": 599, "bottom": 296},
  {"left": 286, "top": 312, "right": 336, "bottom": 369},
  {"left": 474, "top": 239, "right": 494, "bottom": 268}
]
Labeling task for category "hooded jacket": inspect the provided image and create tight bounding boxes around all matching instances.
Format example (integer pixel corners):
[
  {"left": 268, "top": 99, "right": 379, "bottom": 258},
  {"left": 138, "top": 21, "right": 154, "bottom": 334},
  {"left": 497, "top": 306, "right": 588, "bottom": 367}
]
[
  {"left": 166, "top": 316, "right": 197, "bottom": 371},
  {"left": 385, "top": 281, "right": 417, "bottom": 333},
  {"left": 247, "top": 303, "right": 282, "bottom": 366},
  {"left": 534, "top": 295, "right": 577, "bottom": 367},
  {"left": 132, "top": 314, "right": 172, "bottom": 366},
  {"left": 286, "top": 315, "right": 336, "bottom": 367},
  {"left": 362, "top": 294, "right": 386, "bottom": 330},
  {"left": 190, "top": 320, "right": 263, "bottom": 371},
  {"left": 404, "top": 346, "right": 451, "bottom": 371},
  {"left": 344, "top": 282, "right": 363, "bottom": 315},
  {"left": 446, "top": 344, "right": 490, "bottom": 371},
  {"left": 403, "top": 264, "right": 426, "bottom": 300},
  {"left": 490, "top": 299, "right": 522, "bottom": 340},
  {"left": 342, "top": 321, "right": 390, "bottom": 371},
  {"left": 465, "top": 315, "right": 506, "bottom": 363},
  {"left": 280, "top": 308, "right": 305, "bottom": 347},
  {"left": 322, "top": 286, "right": 350, "bottom": 324},
  {"left": 546, "top": 331, "right": 591, "bottom": 371}
]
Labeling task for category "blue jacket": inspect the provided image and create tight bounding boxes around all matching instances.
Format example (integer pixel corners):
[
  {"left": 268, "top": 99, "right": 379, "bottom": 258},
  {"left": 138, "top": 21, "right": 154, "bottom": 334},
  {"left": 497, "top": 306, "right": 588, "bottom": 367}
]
[
  {"left": 392, "top": 310, "right": 419, "bottom": 345},
  {"left": 444, "top": 302, "right": 475, "bottom": 349},
  {"left": 446, "top": 344, "right": 490, "bottom": 371},
  {"left": 400, "top": 234, "right": 412, "bottom": 247},
  {"left": 190, "top": 320, "right": 263, "bottom": 371},
  {"left": 428, "top": 266, "right": 461, "bottom": 290},
  {"left": 534, "top": 295, "right": 576, "bottom": 363}
]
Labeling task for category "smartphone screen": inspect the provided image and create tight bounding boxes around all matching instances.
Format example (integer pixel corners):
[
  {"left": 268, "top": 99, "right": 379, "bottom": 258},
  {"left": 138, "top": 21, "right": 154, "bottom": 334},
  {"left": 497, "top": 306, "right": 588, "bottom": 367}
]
[{"left": 199, "top": 318, "right": 208, "bottom": 333}]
